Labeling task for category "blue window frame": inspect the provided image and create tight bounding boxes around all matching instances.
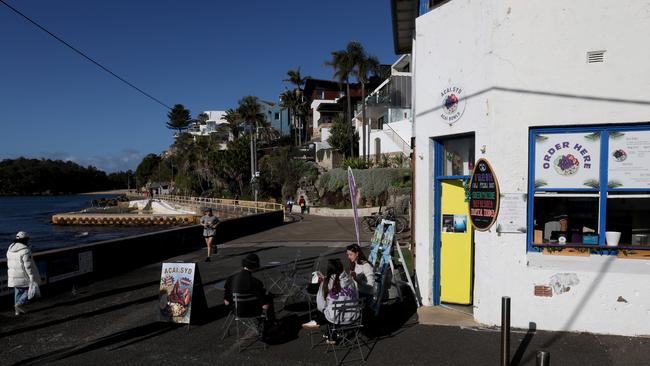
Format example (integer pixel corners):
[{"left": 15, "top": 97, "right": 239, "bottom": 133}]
[{"left": 527, "top": 124, "right": 650, "bottom": 252}]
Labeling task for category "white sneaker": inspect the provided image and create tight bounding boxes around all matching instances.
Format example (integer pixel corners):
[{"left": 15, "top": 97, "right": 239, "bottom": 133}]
[
  {"left": 302, "top": 320, "right": 319, "bottom": 329},
  {"left": 14, "top": 305, "right": 26, "bottom": 316}
]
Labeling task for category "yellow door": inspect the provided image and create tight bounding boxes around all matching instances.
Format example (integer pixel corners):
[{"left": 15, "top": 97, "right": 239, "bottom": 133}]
[{"left": 440, "top": 180, "right": 473, "bottom": 304}]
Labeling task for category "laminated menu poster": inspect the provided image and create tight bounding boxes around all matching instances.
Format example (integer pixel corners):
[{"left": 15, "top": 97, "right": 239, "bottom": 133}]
[
  {"left": 158, "top": 263, "right": 207, "bottom": 324},
  {"left": 534, "top": 133, "right": 601, "bottom": 189},
  {"left": 608, "top": 130, "right": 650, "bottom": 189}
]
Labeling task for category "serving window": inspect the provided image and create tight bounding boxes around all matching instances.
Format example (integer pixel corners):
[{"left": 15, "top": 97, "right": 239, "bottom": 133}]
[{"left": 528, "top": 125, "right": 650, "bottom": 251}]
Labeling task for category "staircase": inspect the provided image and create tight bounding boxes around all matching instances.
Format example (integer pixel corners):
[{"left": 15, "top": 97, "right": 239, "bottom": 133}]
[
  {"left": 298, "top": 176, "right": 320, "bottom": 207},
  {"left": 383, "top": 121, "right": 412, "bottom": 157}
]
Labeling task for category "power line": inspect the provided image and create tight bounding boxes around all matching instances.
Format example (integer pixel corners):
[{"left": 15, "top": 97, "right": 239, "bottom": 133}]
[{"left": 0, "top": 0, "right": 171, "bottom": 110}]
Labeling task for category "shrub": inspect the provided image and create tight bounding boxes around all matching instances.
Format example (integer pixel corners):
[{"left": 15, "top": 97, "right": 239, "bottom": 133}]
[{"left": 316, "top": 167, "right": 410, "bottom": 207}]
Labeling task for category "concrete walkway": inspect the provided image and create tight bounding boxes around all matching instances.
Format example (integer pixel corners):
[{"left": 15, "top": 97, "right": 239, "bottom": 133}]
[{"left": 1, "top": 216, "right": 648, "bottom": 365}]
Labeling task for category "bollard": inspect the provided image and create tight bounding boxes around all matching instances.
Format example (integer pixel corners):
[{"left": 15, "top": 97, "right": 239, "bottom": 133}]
[
  {"left": 536, "top": 351, "right": 550, "bottom": 366},
  {"left": 501, "top": 296, "right": 511, "bottom": 366}
]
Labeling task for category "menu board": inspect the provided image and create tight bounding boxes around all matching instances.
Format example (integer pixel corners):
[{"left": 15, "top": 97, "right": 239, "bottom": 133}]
[
  {"left": 496, "top": 193, "right": 527, "bottom": 233},
  {"left": 608, "top": 130, "right": 650, "bottom": 189},
  {"left": 469, "top": 158, "right": 500, "bottom": 231},
  {"left": 534, "top": 133, "right": 600, "bottom": 189}
]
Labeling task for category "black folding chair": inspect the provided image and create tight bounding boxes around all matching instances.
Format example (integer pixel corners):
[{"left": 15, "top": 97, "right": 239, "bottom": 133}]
[
  {"left": 325, "top": 299, "right": 366, "bottom": 365},
  {"left": 221, "top": 292, "right": 267, "bottom": 353},
  {"left": 267, "top": 250, "right": 301, "bottom": 294}
]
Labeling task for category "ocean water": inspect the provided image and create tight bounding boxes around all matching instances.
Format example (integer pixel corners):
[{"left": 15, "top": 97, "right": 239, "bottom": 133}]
[{"left": 0, "top": 195, "right": 164, "bottom": 257}]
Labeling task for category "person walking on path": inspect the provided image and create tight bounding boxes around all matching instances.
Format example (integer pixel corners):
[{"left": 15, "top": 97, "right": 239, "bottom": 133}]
[
  {"left": 200, "top": 208, "right": 219, "bottom": 262},
  {"left": 6, "top": 231, "right": 42, "bottom": 316},
  {"left": 286, "top": 195, "right": 294, "bottom": 214},
  {"left": 298, "top": 195, "right": 307, "bottom": 214}
]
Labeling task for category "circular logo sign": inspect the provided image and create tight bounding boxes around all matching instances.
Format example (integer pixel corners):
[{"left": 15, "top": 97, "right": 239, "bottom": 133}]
[{"left": 440, "top": 86, "right": 466, "bottom": 124}]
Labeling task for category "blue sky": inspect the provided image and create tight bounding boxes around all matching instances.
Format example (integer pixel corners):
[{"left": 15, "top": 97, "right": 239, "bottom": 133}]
[{"left": 0, "top": 0, "right": 396, "bottom": 172}]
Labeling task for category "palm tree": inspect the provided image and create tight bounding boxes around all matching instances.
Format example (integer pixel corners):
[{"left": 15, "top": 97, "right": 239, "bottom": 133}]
[
  {"left": 237, "top": 96, "right": 266, "bottom": 134},
  {"left": 237, "top": 95, "right": 267, "bottom": 197},
  {"left": 166, "top": 104, "right": 192, "bottom": 135},
  {"left": 196, "top": 112, "right": 209, "bottom": 125},
  {"left": 283, "top": 68, "right": 311, "bottom": 144},
  {"left": 354, "top": 51, "right": 380, "bottom": 162},
  {"left": 280, "top": 89, "right": 299, "bottom": 145},
  {"left": 221, "top": 108, "right": 243, "bottom": 139},
  {"left": 326, "top": 42, "right": 362, "bottom": 156},
  {"left": 284, "top": 68, "right": 310, "bottom": 90}
]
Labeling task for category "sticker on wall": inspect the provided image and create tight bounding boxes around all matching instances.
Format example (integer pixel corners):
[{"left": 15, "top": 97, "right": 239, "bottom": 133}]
[
  {"left": 442, "top": 214, "right": 468, "bottom": 233},
  {"left": 440, "top": 85, "right": 467, "bottom": 124}
]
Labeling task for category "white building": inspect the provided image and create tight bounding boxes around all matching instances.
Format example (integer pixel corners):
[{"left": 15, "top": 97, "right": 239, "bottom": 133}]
[
  {"left": 356, "top": 55, "right": 413, "bottom": 161},
  {"left": 394, "top": 0, "right": 650, "bottom": 336},
  {"left": 187, "top": 110, "right": 231, "bottom": 149},
  {"left": 188, "top": 110, "right": 227, "bottom": 136}
]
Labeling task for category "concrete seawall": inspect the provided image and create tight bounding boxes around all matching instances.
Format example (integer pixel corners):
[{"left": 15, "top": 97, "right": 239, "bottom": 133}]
[{"left": 0, "top": 209, "right": 283, "bottom": 308}]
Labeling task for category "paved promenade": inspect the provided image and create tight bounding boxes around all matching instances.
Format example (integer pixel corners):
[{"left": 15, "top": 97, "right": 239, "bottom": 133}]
[{"left": 1, "top": 215, "right": 648, "bottom": 365}]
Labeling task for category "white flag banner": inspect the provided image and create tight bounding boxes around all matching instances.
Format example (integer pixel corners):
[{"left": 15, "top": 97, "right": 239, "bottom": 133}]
[{"left": 347, "top": 167, "right": 360, "bottom": 246}]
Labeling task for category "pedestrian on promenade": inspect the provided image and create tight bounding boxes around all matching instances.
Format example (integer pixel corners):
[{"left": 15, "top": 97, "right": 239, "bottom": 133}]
[
  {"left": 316, "top": 258, "right": 360, "bottom": 343},
  {"left": 346, "top": 244, "right": 375, "bottom": 299},
  {"left": 224, "top": 253, "right": 275, "bottom": 322},
  {"left": 6, "top": 231, "right": 42, "bottom": 316},
  {"left": 298, "top": 195, "right": 306, "bottom": 214},
  {"left": 200, "top": 208, "right": 219, "bottom": 262},
  {"left": 234, "top": 193, "right": 240, "bottom": 206},
  {"left": 286, "top": 195, "right": 294, "bottom": 213}
]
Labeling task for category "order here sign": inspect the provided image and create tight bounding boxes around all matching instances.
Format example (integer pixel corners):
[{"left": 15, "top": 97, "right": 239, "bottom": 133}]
[{"left": 468, "top": 158, "right": 500, "bottom": 231}]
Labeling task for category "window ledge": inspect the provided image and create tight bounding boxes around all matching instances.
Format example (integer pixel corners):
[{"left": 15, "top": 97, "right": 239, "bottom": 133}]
[
  {"left": 532, "top": 244, "right": 650, "bottom": 251},
  {"left": 527, "top": 251, "right": 650, "bottom": 273}
]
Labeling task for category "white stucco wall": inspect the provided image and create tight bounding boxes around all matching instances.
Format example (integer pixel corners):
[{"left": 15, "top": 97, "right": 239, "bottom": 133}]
[{"left": 413, "top": 0, "right": 650, "bottom": 336}]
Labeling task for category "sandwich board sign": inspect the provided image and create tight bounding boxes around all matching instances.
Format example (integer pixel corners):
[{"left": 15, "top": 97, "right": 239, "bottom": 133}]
[{"left": 158, "top": 262, "right": 207, "bottom": 324}]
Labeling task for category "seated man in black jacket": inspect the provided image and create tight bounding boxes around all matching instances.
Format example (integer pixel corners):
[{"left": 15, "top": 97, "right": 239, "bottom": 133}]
[{"left": 224, "top": 254, "right": 275, "bottom": 321}]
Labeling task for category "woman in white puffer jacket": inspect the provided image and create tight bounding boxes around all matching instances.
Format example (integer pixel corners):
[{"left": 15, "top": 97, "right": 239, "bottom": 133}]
[
  {"left": 6, "top": 231, "right": 41, "bottom": 315},
  {"left": 316, "top": 258, "right": 360, "bottom": 325}
]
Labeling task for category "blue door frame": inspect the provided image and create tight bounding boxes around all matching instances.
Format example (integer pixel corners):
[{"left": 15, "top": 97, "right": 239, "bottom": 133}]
[{"left": 432, "top": 140, "right": 471, "bottom": 305}]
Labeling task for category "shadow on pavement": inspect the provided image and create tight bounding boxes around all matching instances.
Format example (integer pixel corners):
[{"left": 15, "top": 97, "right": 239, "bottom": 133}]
[
  {"left": 13, "top": 322, "right": 178, "bottom": 366},
  {"left": 28, "top": 279, "right": 161, "bottom": 314},
  {"left": 511, "top": 322, "right": 537, "bottom": 366},
  {"left": 0, "top": 294, "right": 157, "bottom": 338}
]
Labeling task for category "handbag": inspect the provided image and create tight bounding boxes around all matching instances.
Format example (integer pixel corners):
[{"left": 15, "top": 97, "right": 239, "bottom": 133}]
[{"left": 28, "top": 281, "right": 41, "bottom": 300}]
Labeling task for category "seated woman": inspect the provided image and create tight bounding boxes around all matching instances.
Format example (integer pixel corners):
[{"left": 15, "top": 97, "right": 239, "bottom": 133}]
[
  {"left": 316, "top": 259, "right": 360, "bottom": 327},
  {"left": 346, "top": 244, "right": 375, "bottom": 299}
]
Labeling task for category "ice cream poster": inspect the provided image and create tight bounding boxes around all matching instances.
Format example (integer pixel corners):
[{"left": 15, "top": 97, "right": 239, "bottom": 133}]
[{"left": 159, "top": 263, "right": 196, "bottom": 324}]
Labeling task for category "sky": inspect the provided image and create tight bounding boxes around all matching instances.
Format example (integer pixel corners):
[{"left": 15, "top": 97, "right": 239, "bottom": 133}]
[{"left": 0, "top": 0, "right": 396, "bottom": 173}]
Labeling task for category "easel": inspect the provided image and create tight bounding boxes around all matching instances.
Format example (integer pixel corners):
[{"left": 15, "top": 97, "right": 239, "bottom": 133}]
[{"left": 369, "top": 220, "right": 420, "bottom": 314}]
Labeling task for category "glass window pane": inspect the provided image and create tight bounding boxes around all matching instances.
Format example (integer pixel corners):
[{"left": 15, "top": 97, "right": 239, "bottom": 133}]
[
  {"left": 442, "top": 136, "right": 474, "bottom": 176},
  {"left": 533, "top": 196, "right": 599, "bottom": 244},
  {"left": 533, "top": 132, "right": 601, "bottom": 190},
  {"left": 607, "top": 130, "right": 650, "bottom": 189},
  {"left": 606, "top": 193, "right": 650, "bottom": 246}
]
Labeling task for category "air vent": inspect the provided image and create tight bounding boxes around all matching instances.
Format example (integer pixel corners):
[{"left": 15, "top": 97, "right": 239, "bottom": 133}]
[{"left": 587, "top": 50, "right": 606, "bottom": 63}]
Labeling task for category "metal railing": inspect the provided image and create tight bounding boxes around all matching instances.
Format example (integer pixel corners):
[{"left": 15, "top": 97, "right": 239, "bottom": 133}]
[
  {"left": 155, "top": 194, "right": 283, "bottom": 216},
  {"left": 383, "top": 122, "right": 412, "bottom": 157}
]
